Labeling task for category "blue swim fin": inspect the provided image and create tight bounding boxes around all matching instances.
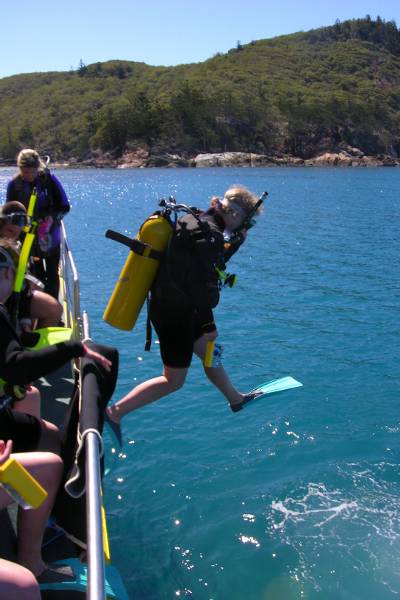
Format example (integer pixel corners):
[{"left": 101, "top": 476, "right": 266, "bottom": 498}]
[
  {"left": 38, "top": 557, "right": 129, "bottom": 599},
  {"left": 232, "top": 376, "right": 302, "bottom": 412},
  {"left": 251, "top": 376, "right": 303, "bottom": 396}
]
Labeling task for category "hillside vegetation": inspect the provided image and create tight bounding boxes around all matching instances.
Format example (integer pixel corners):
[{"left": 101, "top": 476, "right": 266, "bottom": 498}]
[{"left": 1, "top": 16, "right": 400, "bottom": 164}]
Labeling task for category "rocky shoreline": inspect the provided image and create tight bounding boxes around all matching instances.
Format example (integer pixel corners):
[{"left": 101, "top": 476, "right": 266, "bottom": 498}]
[
  {"left": 2, "top": 149, "right": 399, "bottom": 169},
  {"left": 59, "top": 149, "right": 400, "bottom": 169}
]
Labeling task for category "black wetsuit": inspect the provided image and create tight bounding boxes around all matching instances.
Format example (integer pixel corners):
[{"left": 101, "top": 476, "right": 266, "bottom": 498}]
[
  {"left": 0, "top": 304, "right": 84, "bottom": 451},
  {"left": 5, "top": 287, "right": 33, "bottom": 330},
  {"left": 149, "top": 210, "right": 226, "bottom": 368}
]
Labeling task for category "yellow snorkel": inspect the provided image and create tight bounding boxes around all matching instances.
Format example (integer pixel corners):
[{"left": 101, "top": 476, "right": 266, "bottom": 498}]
[{"left": 13, "top": 188, "right": 38, "bottom": 294}]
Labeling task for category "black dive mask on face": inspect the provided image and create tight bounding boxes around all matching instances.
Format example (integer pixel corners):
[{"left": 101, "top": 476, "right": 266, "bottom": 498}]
[
  {"left": 231, "top": 191, "right": 268, "bottom": 236},
  {"left": 1, "top": 213, "right": 30, "bottom": 227}
]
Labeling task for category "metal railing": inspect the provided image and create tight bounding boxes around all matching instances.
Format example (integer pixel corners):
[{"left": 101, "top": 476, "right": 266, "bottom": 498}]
[
  {"left": 59, "top": 222, "right": 81, "bottom": 337},
  {"left": 59, "top": 223, "right": 106, "bottom": 600}
]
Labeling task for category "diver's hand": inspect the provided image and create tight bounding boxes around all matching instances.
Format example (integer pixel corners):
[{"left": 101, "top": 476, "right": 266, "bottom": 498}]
[
  {"left": 234, "top": 228, "right": 248, "bottom": 244},
  {"left": 82, "top": 344, "right": 112, "bottom": 372},
  {"left": 0, "top": 440, "right": 13, "bottom": 464}
]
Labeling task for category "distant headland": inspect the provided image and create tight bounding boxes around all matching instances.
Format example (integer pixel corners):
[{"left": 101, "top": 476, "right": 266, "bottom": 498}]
[{"left": 1, "top": 17, "right": 400, "bottom": 168}]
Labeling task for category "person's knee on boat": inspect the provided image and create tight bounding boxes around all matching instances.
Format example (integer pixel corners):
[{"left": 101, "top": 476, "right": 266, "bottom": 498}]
[
  {"left": 0, "top": 558, "right": 40, "bottom": 600},
  {"left": 29, "top": 289, "right": 63, "bottom": 329}
]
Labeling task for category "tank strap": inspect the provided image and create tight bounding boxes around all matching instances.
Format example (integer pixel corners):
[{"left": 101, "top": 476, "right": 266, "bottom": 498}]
[
  {"left": 105, "top": 230, "right": 164, "bottom": 260},
  {"left": 144, "top": 295, "right": 152, "bottom": 352}
]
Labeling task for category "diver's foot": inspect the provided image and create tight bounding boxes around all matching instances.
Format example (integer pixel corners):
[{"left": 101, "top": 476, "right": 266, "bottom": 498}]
[
  {"left": 104, "top": 408, "right": 123, "bottom": 447},
  {"left": 230, "top": 392, "right": 264, "bottom": 413}
]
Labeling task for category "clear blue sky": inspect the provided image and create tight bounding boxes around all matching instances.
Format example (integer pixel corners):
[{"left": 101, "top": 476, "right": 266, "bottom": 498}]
[{"left": 2, "top": 0, "right": 400, "bottom": 79}]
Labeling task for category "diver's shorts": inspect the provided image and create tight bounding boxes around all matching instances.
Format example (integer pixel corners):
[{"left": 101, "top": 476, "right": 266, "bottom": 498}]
[
  {"left": 0, "top": 407, "right": 41, "bottom": 452},
  {"left": 150, "top": 301, "right": 203, "bottom": 368}
]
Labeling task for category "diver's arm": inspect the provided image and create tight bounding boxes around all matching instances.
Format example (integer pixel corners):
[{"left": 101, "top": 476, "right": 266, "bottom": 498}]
[
  {"left": 5, "top": 288, "right": 32, "bottom": 332},
  {"left": 0, "top": 306, "right": 82, "bottom": 384},
  {"left": 0, "top": 337, "right": 85, "bottom": 385},
  {"left": 223, "top": 228, "right": 248, "bottom": 262},
  {"left": 46, "top": 174, "right": 70, "bottom": 220},
  {"left": 5, "top": 179, "right": 16, "bottom": 203}
]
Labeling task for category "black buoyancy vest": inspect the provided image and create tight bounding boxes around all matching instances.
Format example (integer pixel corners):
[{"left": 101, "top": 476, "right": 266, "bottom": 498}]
[
  {"left": 153, "top": 212, "right": 225, "bottom": 309},
  {"left": 11, "top": 171, "right": 57, "bottom": 217}
]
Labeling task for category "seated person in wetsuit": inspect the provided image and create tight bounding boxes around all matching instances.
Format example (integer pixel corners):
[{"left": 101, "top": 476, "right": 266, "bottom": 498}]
[
  {"left": 0, "top": 239, "right": 111, "bottom": 454},
  {"left": 0, "top": 201, "right": 62, "bottom": 331},
  {"left": 0, "top": 202, "right": 64, "bottom": 422},
  {"left": 6, "top": 149, "right": 70, "bottom": 300},
  {"left": 0, "top": 438, "right": 75, "bottom": 592},
  {"left": 106, "top": 185, "right": 263, "bottom": 434}
]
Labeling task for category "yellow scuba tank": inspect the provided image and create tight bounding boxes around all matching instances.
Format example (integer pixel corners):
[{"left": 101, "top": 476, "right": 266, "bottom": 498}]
[{"left": 103, "top": 213, "right": 173, "bottom": 331}]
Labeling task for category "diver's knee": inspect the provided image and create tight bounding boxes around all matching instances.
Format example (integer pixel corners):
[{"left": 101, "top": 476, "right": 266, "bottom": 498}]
[
  {"left": 164, "top": 368, "right": 187, "bottom": 392},
  {"left": 49, "top": 298, "right": 63, "bottom": 320},
  {"left": 167, "top": 378, "right": 185, "bottom": 393},
  {"left": 39, "top": 420, "right": 61, "bottom": 454}
]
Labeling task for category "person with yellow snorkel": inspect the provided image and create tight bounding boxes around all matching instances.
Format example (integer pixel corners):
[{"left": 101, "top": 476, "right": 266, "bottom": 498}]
[{"left": 6, "top": 149, "right": 70, "bottom": 299}]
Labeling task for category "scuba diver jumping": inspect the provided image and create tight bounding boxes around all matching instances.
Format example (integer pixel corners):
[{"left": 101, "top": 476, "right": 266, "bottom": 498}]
[{"left": 104, "top": 185, "right": 265, "bottom": 444}]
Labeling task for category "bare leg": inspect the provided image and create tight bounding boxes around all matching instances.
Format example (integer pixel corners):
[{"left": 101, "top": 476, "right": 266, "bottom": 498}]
[
  {"left": 37, "top": 420, "right": 61, "bottom": 454},
  {"left": 30, "top": 290, "right": 63, "bottom": 328},
  {"left": 11, "top": 388, "right": 60, "bottom": 453},
  {"left": 12, "top": 386, "right": 41, "bottom": 419},
  {"left": 0, "top": 559, "right": 40, "bottom": 600},
  {"left": 12, "top": 452, "right": 63, "bottom": 577},
  {"left": 107, "top": 366, "right": 188, "bottom": 423},
  {"left": 193, "top": 336, "right": 243, "bottom": 408}
]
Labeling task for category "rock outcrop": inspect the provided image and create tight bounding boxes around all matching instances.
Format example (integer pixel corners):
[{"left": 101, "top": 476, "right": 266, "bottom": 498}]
[
  {"left": 309, "top": 150, "right": 398, "bottom": 167},
  {"left": 193, "top": 152, "right": 277, "bottom": 167},
  {"left": 117, "top": 148, "right": 149, "bottom": 168}
]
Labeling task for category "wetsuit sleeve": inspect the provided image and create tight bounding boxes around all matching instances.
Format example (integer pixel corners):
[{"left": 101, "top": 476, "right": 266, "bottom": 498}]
[
  {"left": 6, "top": 180, "right": 15, "bottom": 202},
  {"left": 49, "top": 174, "right": 70, "bottom": 219},
  {"left": 0, "top": 307, "right": 84, "bottom": 385},
  {"left": 223, "top": 235, "right": 245, "bottom": 262},
  {"left": 19, "top": 289, "right": 31, "bottom": 321},
  {"left": 5, "top": 289, "right": 32, "bottom": 328}
]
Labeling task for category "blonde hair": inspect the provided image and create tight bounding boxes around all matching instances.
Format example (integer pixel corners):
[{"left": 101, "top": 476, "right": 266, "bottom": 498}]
[
  {"left": 223, "top": 185, "right": 262, "bottom": 216},
  {"left": 17, "top": 148, "right": 49, "bottom": 170},
  {"left": 17, "top": 148, "right": 40, "bottom": 168}
]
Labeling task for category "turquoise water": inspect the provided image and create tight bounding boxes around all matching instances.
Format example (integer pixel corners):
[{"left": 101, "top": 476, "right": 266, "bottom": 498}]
[{"left": 1, "top": 167, "right": 399, "bottom": 599}]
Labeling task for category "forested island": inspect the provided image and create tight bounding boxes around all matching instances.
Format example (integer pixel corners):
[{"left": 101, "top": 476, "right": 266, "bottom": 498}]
[{"left": 1, "top": 16, "right": 400, "bottom": 167}]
